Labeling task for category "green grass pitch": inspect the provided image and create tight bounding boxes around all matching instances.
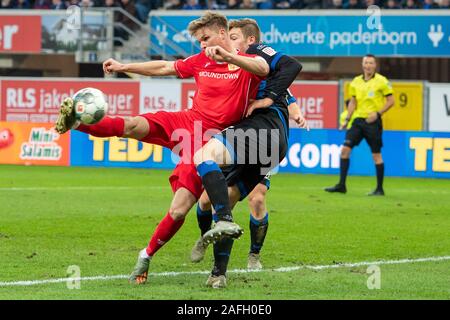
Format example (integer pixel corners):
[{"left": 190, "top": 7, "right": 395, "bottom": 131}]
[{"left": 0, "top": 165, "right": 449, "bottom": 300}]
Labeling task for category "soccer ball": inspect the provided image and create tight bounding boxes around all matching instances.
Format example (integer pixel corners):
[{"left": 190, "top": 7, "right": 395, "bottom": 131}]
[{"left": 73, "top": 87, "right": 108, "bottom": 125}]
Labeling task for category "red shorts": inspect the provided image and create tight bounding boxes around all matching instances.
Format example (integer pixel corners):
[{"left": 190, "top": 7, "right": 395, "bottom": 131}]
[
  {"left": 139, "top": 111, "right": 220, "bottom": 199},
  {"left": 169, "top": 163, "right": 203, "bottom": 199}
]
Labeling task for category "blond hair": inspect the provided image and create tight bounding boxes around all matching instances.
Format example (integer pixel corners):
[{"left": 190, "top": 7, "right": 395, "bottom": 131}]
[
  {"left": 229, "top": 18, "right": 261, "bottom": 43},
  {"left": 187, "top": 11, "right": 228, "bottom": 36}
]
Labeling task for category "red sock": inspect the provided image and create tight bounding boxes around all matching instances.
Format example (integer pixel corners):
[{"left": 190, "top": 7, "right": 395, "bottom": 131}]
[
  {"left": 146, "top": 213, "right": 185, "bottom": 256},
  {"left": 76, "top": 116, "right": 125, "bottom": 137}
]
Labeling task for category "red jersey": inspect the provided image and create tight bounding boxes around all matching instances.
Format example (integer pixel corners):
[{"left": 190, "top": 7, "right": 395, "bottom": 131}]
[{"left": 174, "top": 51, "right": 263, "bottom": 130}]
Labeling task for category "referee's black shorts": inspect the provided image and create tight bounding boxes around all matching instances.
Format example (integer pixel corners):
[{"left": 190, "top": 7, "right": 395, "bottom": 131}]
[
  {"left": 344, "top": 117, "right": 383, "bottom": 153},
  {"left": 214, "top": 107, "right": 288, "bottom": 200}
]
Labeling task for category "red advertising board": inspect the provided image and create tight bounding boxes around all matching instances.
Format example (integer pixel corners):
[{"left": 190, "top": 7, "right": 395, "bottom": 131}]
[
  {"left": 0, "top": 79, "right": 140, "bottom": 123},
  {"left": 288, "top": 82, "right": 339, "bottom": 129},
  {"left": 0, "top": 16, "right": 41, "bottom": 53},
  {"left": 181, "top": 81, "right": 338, "bottom": 128},
  {"left": 0, "top": 121, "right": 70, "bottom": 166}
]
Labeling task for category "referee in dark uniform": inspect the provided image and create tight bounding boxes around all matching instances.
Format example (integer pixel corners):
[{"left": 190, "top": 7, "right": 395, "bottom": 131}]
[{"left": 325, "top": 54, "right": 395, "bottom": 196}]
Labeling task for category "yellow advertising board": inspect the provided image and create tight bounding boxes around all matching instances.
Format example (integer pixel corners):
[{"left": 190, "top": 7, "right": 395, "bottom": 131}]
[{"left": 343, "top": 81, "right": 423, "bottom": 131}]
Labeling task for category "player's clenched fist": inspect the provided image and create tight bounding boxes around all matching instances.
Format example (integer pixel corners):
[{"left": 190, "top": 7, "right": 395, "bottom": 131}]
[
  {"left": 205, "top": 46, "right": 233, "bottom": 63},
  {"left": 103, "top": 58, "right": 125, "bottom": 74}
]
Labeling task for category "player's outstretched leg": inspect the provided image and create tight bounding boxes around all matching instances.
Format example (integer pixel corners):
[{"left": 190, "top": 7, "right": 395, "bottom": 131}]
[
  {"left": 191, "top": 196, "right": 213, "bottom": 263},
  {"left": 55, "top": 97, "right": 79, "bottom": 134},
  {"left": 55, "top": 97, "right": 149, "bottom": 141},
  {"left": 129, "top": 188, "right": 196, "bottom": 284}
]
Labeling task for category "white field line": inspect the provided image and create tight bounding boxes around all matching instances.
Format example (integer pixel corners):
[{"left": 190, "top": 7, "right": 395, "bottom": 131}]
[{"left": 1, "top": 256, "right": 449, "bottom": 287}]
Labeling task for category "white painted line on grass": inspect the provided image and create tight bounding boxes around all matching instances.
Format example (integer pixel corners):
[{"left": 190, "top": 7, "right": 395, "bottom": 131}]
[{"left": 1, "top": 255, "right": 449, "bottom": 287}]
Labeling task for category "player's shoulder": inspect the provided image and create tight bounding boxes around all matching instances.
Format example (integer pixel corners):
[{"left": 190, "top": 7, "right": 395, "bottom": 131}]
[
  {"left": 180, "top": 52, "right": 206, "bottom": 64},
  {"left": 246, "top": 43, "right": 278, "bottom": 57}
]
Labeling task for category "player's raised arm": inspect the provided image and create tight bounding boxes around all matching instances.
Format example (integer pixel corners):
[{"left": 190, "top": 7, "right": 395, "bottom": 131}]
[
  {"left": 103, "top": 58, "right": 177, "bottom": 77},
  {"left": 205, "top": 45, "right": 269, "bottom": 77}
]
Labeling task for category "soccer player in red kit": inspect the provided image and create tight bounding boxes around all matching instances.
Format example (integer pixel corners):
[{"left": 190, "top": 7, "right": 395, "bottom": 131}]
[{"left": 55, "top": 12, "right": 269, "bottom": 284}]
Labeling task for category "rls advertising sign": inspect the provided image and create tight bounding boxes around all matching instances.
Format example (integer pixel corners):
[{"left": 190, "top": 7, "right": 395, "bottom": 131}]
[
  {"left": 0, "top": 79, "right": 140, "bottom": 123},
  {"left": 0, "top": 16, "right": 41, "bottom": 53}
]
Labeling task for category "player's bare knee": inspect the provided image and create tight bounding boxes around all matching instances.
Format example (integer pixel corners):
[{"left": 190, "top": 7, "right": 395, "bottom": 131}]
[
  {"left": 228, "top": 186, "right": 241, "bottom": 208},
  {"left": 194, "top": 139, "right": 230, "bottom": 167},
  {"left": 198, "top": 192, "right": 212, "bottom": 211},
  {"left": 249, "top": 193, "right": 266, "bottom": 214},
  {"left": 168, "top": 206, "right": 188, "bottom": 221},
  {"left": 372, "top": 153, "right": 383, "bottom": 164}
]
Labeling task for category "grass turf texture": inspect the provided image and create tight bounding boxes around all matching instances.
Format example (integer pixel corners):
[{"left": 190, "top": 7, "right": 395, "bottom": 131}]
[{"left": 0, "top": 165, "right": 449, "bottom": 299}]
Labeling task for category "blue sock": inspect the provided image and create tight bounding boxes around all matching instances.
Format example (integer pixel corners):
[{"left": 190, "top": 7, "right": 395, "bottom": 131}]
[
  {"left": 197, "top": 160, "right": 232, "bottom": 222},
  {"left": 249, "top": 213, "right": 269, "bottom": 254},
  {"left": 196, "top": 205, "right": 212, "bottom": 236}
]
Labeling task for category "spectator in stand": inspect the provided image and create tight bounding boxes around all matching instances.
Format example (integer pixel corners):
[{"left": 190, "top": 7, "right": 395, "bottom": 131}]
[
  {"left": 403, "top": 0, "right": 420, "bottom": 8},
  {"left": 325, "top": 0, "right": 343, "bottom": 8},
  {"left": 226, "top": 0, "right": 241, "bottom": 8},
  {"left": 51, "top": 0, "right": 67, "bottom": 9},
  {"left": 67, "top": 0, "right": 79, "bottom": 6},
  {"left": 1, "top": 0, "right": 14, "bottom": 8},
  {"left": 105, "top": 0, "right": 121, "bottom": 17},
  {"left": 253, "top": 0, "right": 271, "bottom": 8},
  {"left": 438, "top": 0, "right": 449, "bottom": 8},
  {"left": 152, "top": 0, "right": 165, "bottom": 9},
  {"left": 79, "top": 0, "right": 94, "bottom": 8},
  {"left": 422, "top": 0, "right": 439, "bottom": 8},
  {"left": 118, "top": 0, "right": 139, "bottom": 30},
  {"left": 302, "top": 0, "right": 321, "bottom": 8},
  {"left": 34, "top": 0, "right": 52, "bottom": 8},
  {"left": 344, "top": 0, "right": 363, "bottom": 8},
  {"left": 363, "top": 0, "right": 377, "bottom": 7},
  {"left": 204, "top": 0, "right": 227, "bottom": 9},
  {"left": 239, "top": 0, "right": 256, "bottom": 8},
  {"left": 13, "top": 0, "right": 32, "bottom": 8},
  {"left": 183, "top": 0, "right": 204, "bottom": 9},
  {"left": 273, "top": 0, "right": 291, "bottom": 8},
  {"left": 165, "top": 0, "right": 184, "bottom": 9},
  {"left": 273, "top": 0, "right": 303, "bottom": 8},
  {"left": 383, "top": 0, "right": 401, "bottom": 8},
  {"left": 135, "top": 0, "right": 153, "bottom": 22}
]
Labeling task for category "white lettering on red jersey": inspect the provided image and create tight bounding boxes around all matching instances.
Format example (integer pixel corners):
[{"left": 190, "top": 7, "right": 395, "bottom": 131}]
[{"left": 174, "top": 51, "right": 263, "bottom": 129}]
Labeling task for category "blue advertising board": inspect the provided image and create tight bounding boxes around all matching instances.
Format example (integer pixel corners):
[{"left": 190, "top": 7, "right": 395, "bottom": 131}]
[
  {"left": 149, "top": 11, "right": 450, "bottom": 57},
  {"left": 71, "top": 129, "right": 450, "bottom": 179},
  {"left": 70, "top": 130, "right": 177, "bottom": 169},
  {"left": 280, "top": 129, "right": 450, "bottom": 178}
]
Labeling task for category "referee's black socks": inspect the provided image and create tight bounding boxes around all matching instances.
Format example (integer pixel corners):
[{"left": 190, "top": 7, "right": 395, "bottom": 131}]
[
  {"left": 339, "top": 158, "right": 350, "bottom": 186},
  {"left": 376, "top": 163, "right": 384, "bottom": 190},
  {"left": 197, "top": 160, "right": 233, "bottom": 222}
]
